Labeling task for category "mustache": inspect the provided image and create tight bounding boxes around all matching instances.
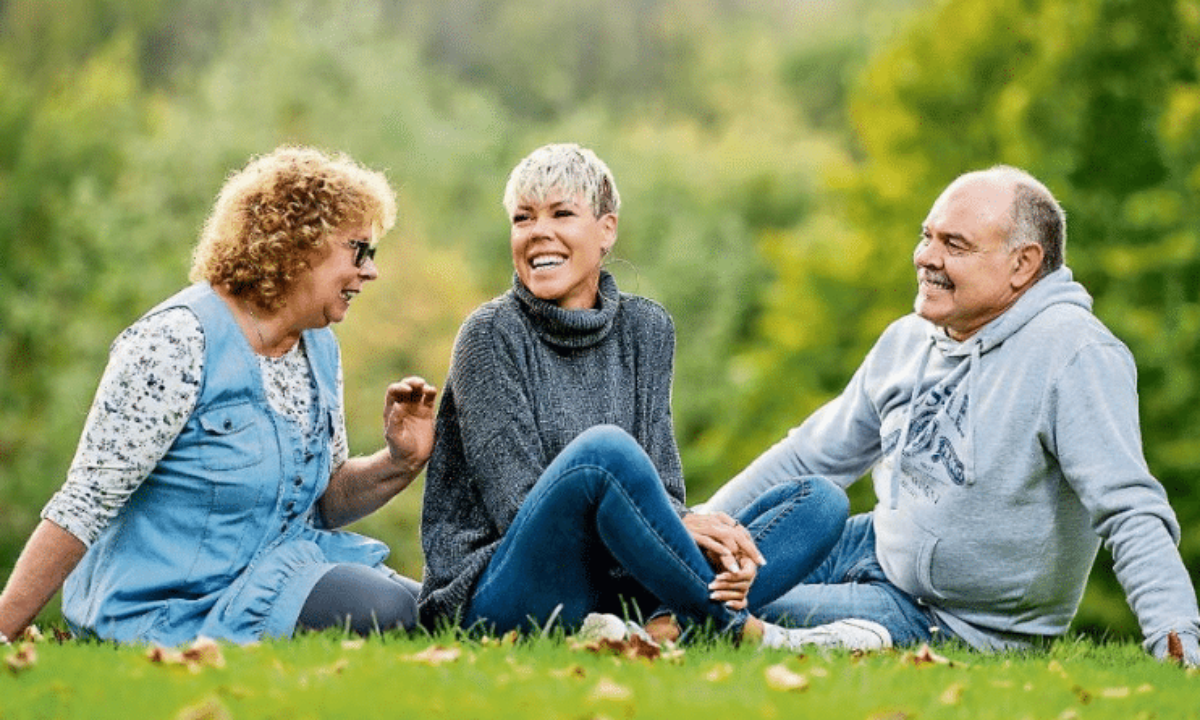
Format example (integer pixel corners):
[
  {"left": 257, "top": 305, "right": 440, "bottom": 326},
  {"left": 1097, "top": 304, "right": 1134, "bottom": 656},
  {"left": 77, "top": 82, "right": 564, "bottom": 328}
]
[{"left": 920, "top": 270, "right": 953, "bottom": 286}]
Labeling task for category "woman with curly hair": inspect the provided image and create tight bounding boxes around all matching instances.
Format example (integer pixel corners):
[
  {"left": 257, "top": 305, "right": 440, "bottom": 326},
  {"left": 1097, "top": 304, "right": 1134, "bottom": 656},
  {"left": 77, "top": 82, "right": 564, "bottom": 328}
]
[{"left": 0, "top": 146, "right": 436, "bottom": 646}]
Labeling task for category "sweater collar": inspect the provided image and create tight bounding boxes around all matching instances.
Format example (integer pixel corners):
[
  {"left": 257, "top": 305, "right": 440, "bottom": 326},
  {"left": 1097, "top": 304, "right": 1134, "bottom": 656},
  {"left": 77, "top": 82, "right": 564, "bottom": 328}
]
[{"left": 511, "top": 270, "right": 620, "bottom": 349}]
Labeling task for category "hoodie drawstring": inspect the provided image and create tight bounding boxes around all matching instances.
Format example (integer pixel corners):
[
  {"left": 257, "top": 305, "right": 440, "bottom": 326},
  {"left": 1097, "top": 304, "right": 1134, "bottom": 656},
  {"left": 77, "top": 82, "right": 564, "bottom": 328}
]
[{"left": 963, "top": 341, "right": 980, "bottom": 486}]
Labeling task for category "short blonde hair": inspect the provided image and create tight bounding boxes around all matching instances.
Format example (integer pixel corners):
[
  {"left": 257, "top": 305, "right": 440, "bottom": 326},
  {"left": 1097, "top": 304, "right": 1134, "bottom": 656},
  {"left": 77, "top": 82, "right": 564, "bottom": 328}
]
[
  {"left": 189, "top": 146, "right": 397, "bottom": 310},
  {"left": 502, "top": 143, "right": 620, "bottom": 219}
]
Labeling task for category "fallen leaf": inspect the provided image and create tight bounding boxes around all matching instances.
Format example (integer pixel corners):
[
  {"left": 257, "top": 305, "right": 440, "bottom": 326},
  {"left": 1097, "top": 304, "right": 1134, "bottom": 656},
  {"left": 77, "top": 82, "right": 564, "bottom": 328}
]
[
  {"left": 938, "top": 682, "right": 964, "bottom": 705},
  {"left": 573, "top": 635, "right": 662, "bottom": 662},
  {"left": 175, "top": 696, "right": 232, "bottom": 720},
  {"left": 1168, "top": 631, "right": 1184, "bottom": 665},
  {"left": 4, "top": 643, "right": 37, "bottom": 674},
  {"left": 549, "top": 664, "right": 587, "bottom": 679},
  {"left": 402, "top": 644, "right": 462, "bottom": 665},
  {"left": 764, "top": 663, "right": 809, "bottom": 692},
  {"left": 148, "top": 637, "right": 226, "bottom": 673},
  {"left": 901, "top": 643, "right": 952, "bottom": 667},
  {"left": 181, "top": 636, "right": 226, "bottom": 670},
  {"left": 20, "top": 625, "right": 44, "bottom": 643},
  {"left": 314, "top": 658, "right": 350, "bottom": 677},
  {"left": 147, "top": 646, "right": 185, "bottom": 665},
  {"left": 704, "top": 662, "right": 734, "bottom": 682},
  {"left": 589, "top": 677, "right": 633, "bottom": 702},
  {"left": 479, "top": 630, "right": 519, "bottom": 647}
]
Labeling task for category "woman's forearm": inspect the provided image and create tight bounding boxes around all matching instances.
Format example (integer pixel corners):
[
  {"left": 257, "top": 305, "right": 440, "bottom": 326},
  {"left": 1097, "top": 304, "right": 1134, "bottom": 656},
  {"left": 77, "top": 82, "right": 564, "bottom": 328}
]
[
  {"left": 0, "top": 519, "right": 86, "bottom": 640},
  {"left": 317, "top": 449, "right": 420, "bottom": 528}
]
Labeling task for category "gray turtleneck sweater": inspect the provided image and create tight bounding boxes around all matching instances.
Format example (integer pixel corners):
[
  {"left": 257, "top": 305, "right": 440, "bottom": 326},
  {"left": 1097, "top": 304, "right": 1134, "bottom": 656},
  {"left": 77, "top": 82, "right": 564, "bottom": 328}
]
[{"left": 417, "top": 271, "right": 685, "bottom": 626}]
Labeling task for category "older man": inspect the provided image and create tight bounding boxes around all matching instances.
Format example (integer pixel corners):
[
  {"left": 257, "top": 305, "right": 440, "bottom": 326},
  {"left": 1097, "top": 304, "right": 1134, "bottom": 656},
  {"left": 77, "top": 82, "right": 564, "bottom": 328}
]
[{"left": 704, "top": 166, "right": 1200, "bottom": 663}]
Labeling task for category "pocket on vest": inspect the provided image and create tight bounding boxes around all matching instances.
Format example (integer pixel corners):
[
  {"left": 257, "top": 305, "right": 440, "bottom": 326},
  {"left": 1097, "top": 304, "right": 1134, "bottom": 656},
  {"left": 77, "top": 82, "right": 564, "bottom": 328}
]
[{"left": 198, "top": 402, "right": 265, "bottom": 471}]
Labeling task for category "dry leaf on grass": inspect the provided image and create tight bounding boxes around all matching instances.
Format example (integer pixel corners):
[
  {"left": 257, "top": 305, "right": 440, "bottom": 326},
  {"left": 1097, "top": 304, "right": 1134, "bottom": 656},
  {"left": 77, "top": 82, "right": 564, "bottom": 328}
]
[
  {"left": 703, "top": 662, "right": 734, "bottom": 682},
  {"left": 4, "top": 643, "right": 37, "bottom": 674},
  {"left": 147, "top": 636, "right": 226, "bottom": 673},
  {"left": 901, "top": 643, "right": 956, "bottom": 667},
  {"left": 938, "top": 682, "right": 964, "bottom": 705},
  {"left": 183, "top": 637, "right": 226, "bottom": 669},
  {"left": 1168, "top": 630, "right": 1184, "bottom": 665},
  {"left": 572, "top": 634, "right": 663, "bottom": 662},
  {"left": 175, "top": 696, "right": 232, "bottom": 720},
  {"left": 20, "top": 625, "right": 44, "bottom": 643},
  {"left": 401, "top": 644, "right": 463, "bottom": 665},
  {"left": 549, "top": 664, "right": 587, "bottom": 679},
  {"left": 764, "top": 663, "right": 809, "bottom": 692},
  {"left": 589, "top": 677, "right": 633, "bottom": 702},
  {"left": 479, "top": 630, "right": 519, "bottom": 647}
]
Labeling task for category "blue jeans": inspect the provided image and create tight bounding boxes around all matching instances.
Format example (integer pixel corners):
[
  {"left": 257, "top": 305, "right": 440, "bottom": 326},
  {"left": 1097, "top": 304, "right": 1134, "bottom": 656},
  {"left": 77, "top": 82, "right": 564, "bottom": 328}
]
[
  {"left": 464, "top": 425, "right": 848, "bottom": 635},
  {"left": 758, "top": 512, "right": 946, "bottom": 646}
]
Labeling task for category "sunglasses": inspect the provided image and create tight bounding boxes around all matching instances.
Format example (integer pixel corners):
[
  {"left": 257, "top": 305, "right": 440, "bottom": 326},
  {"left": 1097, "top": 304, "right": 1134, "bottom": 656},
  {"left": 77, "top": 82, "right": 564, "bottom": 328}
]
[{"left": 343, "top": 239, "right": 377, "bottom": 268}]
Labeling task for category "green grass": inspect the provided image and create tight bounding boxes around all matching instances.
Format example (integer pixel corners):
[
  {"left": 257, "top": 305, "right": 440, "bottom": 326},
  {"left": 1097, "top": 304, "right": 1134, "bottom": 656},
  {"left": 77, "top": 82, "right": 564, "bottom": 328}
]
[{"left": 2, "top": 629, "right": 1197, "bottom": 720}]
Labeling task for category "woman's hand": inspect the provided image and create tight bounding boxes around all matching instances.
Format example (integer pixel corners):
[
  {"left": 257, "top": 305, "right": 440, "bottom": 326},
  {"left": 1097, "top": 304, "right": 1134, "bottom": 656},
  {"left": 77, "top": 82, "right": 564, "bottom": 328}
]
[
  {"left": 384, "top": 376, "right": 438, "bottom": 474},
  {"left": 320, "top": 377, "right": 439, "bottom": 528},
  {"left": 709, "top": 557, "right": 759, "bottom": 610},
  {"left": 683, "top": 512, "right": 765, "bottom": 608}
]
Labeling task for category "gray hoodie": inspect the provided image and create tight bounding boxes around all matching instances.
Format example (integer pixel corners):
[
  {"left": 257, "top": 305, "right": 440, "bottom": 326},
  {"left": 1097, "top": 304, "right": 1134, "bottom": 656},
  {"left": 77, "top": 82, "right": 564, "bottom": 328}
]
[{"left": 706, "top": 267, "right": 1200, "bottom": 655}]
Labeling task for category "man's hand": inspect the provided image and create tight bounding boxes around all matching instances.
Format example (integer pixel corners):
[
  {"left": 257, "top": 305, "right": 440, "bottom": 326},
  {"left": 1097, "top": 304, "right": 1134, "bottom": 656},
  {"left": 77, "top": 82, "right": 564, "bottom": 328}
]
[
  {"left": 383, "top": 376, "right": 438, "bottom": 475},
  {"left": 1160, "top": 630, "right": 1200, "bottom": 668}
]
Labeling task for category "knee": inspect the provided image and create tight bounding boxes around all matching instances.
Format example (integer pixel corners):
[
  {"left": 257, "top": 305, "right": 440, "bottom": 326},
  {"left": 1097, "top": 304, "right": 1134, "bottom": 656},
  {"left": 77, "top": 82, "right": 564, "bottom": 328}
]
[
  {"left": 554, "top": 425, "right": 659, "bottom": 492},
  {"left": 572, "top": 424, "right": 637, "bottom": 452},
  {"left": 757, "top": 476, "right": 849, "bottom": 529},
  {"left": 376, "top": 586, "right": 418, "bottom": 632},
  {"left": 807, "top": 476, "right": 850, "bottom": 523},
  {"left": 564, "top": 425, "right": 649, "bottom": 471}
]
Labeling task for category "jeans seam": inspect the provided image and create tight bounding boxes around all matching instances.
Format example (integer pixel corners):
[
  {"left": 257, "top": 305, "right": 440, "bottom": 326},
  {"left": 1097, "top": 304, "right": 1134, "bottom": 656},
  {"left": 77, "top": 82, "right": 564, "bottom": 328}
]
[
  {"left": 749, "top": 481, "right": 811, "bottom": 545},
  {"left": 586, "top": 463, "right": 712, "bottom": 593}
]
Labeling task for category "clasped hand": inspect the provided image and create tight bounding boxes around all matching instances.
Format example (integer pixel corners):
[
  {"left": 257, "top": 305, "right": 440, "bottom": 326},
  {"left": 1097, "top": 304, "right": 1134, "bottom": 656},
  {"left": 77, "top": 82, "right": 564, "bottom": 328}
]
[{"left": 683, "top": 512, "right": 766, "bottom": 611}]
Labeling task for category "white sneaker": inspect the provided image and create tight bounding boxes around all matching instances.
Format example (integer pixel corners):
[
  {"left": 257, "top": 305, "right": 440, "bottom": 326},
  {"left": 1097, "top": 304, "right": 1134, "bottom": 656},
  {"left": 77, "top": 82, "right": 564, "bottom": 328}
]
[
  {"left": 576, "top": 612, "right": 653, "bottom": 644},
  {"left": 761, "top": 618, "right": 892, "bottom": 651}
]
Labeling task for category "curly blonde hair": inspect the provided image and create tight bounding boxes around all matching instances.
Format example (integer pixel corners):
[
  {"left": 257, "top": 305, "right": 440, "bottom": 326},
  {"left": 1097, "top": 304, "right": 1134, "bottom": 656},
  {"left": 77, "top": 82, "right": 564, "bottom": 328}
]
[{"left": 189, "top": 146, "right": 397, "bottom": 311}]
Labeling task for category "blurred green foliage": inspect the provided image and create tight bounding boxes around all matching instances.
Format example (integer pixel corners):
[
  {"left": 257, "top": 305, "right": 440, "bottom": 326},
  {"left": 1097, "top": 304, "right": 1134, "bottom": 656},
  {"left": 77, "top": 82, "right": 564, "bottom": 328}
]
[{"left": 1, "top": 0, "right": 1195, "bottom": 641}]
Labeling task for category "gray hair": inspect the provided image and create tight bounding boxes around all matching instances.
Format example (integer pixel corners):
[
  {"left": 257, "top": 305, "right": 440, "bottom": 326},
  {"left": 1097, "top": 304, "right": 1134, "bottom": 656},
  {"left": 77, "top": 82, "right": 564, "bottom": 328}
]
[
  {"left": 961, "top": 165, "right": 1066, "bottom": 278},
  {"left": 502, "top": 143, "right": 621, "bottom": 219}
]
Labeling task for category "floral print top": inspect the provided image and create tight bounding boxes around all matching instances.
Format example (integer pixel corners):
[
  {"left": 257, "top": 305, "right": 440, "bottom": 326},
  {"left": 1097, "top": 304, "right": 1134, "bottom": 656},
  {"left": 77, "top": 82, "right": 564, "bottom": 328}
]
[{"left": 43, "top": 307, "right": 350, "bottom": 546}]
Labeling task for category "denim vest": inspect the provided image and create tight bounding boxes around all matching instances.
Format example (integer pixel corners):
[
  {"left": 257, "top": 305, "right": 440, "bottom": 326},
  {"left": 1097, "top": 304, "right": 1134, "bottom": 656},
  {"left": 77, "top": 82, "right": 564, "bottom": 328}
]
[{"left": 62, "top": 283, "right": 389, "bottom": 646}]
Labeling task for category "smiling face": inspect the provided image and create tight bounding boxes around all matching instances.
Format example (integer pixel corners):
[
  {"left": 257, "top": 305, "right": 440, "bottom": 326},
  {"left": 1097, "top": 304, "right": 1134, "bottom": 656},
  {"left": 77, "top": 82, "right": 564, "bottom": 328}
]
[
  {"left": 510, "top": 191, "right": 616, "bottom": 310},
  {"left": 289, "top": 222, "right": 379, "bottom": 329},
  {"left": 913, "top": 174, "right": 1040, "bottom": 341}
]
